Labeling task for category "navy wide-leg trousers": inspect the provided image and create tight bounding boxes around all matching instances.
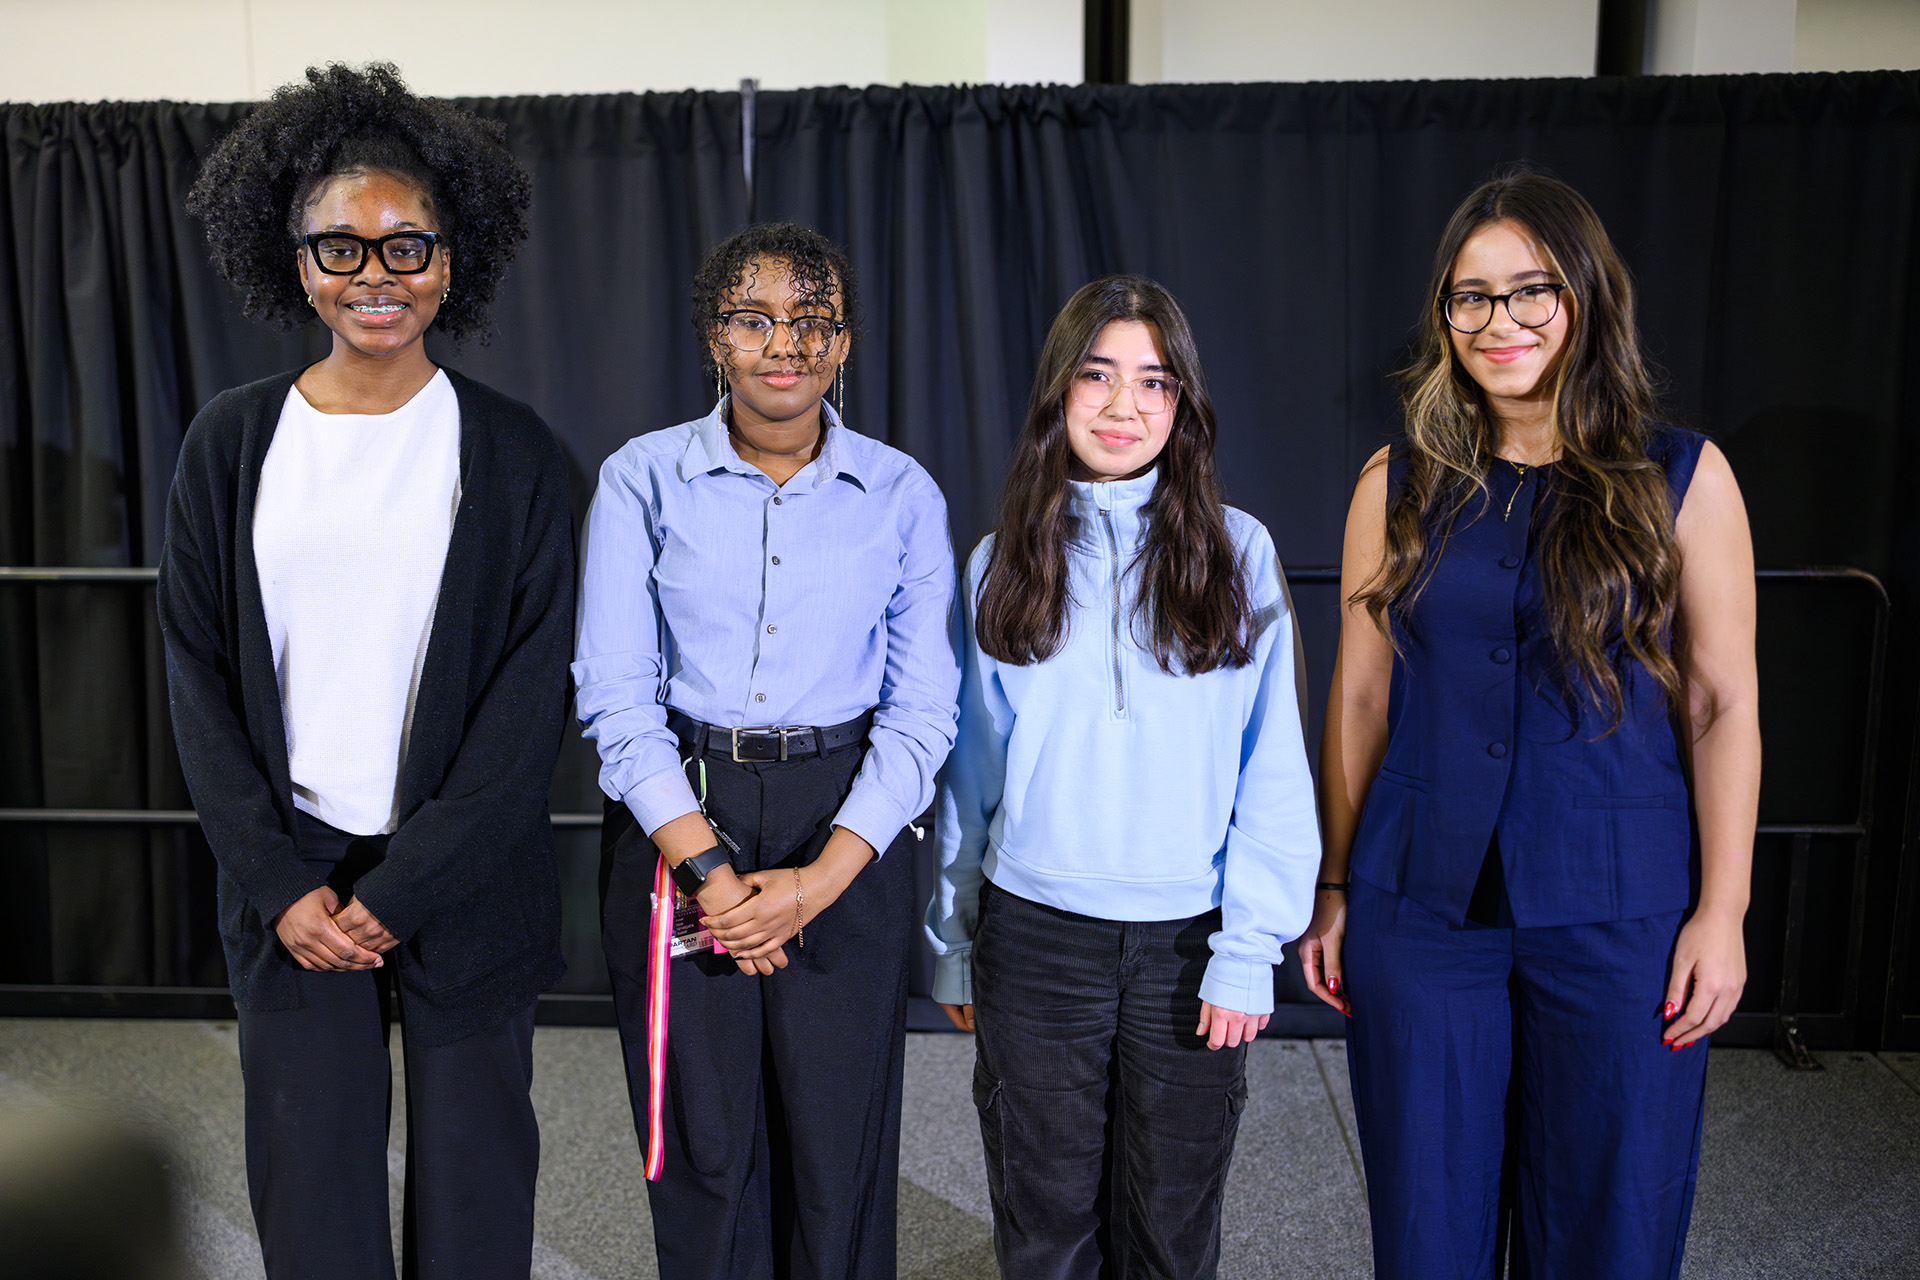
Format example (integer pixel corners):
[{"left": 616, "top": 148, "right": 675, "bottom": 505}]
[
  {"left": 600, "top": 741, "right": 915, "bottom": 1280},
  {"left": 1343, "top": 879, "right": 1710, "bottom": 1280}
]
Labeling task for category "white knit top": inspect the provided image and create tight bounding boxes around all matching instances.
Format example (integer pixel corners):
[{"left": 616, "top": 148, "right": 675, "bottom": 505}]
[{"left": 253, "top": 370, "right": 461, "bottom": 836}]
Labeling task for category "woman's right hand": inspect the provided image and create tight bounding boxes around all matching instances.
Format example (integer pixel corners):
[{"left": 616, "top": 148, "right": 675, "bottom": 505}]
[
  {"left": 937, "top": 1002, "right": 975, "bottom": 1033},
  {"left": 273, "top": 885, "right": 384, "bottom": 971},
  {"left": 1296, "top": 890, "right": 1350, "bottom": 1016},
  {"left": 695, "top": 866, "right": 786, "bottom": 976}
]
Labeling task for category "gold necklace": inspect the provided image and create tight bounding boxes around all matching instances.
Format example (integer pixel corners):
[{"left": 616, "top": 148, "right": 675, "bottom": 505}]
[{"left": 1502, "top": 458, "right": 1529, "bottom": 522}]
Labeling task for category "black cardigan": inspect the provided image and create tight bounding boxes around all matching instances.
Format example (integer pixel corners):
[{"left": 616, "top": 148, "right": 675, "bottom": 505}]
[{"left": 157, "top": 367, "right": 572, "bottom": 1045}]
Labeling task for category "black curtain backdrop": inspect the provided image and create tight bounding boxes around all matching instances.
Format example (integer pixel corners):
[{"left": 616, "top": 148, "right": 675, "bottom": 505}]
[{"left": 3, "top": 72, "right": 1916, "bottom": 1041}]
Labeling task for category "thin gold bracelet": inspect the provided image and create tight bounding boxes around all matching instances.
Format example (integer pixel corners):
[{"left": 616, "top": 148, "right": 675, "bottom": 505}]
[{"left": 793, "top": 867, "right": 806, "bottom": 948}]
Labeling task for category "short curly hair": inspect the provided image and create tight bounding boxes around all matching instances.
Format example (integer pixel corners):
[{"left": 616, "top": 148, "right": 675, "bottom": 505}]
[
  {"left": 185, "top": 63, "right": 530, "bottom": 341},
  {"left": 692, "top": 222, "right": 860, "bottom": 380}
]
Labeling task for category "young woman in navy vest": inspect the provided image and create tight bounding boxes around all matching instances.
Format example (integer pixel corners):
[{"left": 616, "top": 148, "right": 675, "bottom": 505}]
[{"left": 1297, "top": 169, "right": 1760, "bottom": 1279}]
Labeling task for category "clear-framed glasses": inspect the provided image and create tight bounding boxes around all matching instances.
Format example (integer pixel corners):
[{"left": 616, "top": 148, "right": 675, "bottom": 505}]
[
  {"left": 1069, "top": 367, "right": 1181, "bottom": 416},
  {"left": 719, "top": 309, "right": 846, "bottom": 357},
  {"left": 303, "top": 230, "right": 442, "bottom": 276},
  {"left": 1440, "top": 282, "right": 1568, "bottom": 334}
]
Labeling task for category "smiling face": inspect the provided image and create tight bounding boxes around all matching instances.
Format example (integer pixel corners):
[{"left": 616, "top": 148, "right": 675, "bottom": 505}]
[
  {"left": 711, "top": 255, "right": 848, "bottom": 431},
  {"left": 1063, "top": 320, "right": 1178, "bottom": 483},
  {"left": 296, "top": 170, "right": 448, "bottom": 361},
  {"left": 1446, "top": 217, "right": 1574, "bottom": 425}
]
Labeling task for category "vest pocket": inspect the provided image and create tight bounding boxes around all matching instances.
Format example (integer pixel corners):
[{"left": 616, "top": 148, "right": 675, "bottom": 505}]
[{"left": 1573, "top": 794, "right": 1666, "bottom": 810}]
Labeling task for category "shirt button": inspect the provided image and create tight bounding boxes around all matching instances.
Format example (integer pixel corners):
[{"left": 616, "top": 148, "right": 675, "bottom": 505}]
[
  {"left": 755, "top": 693, "right": 766, "bottom": 703},
  {"left": 1488, "top": 742, "right": 1508, "bottom": 759},
  {"left": 1491, "top": 647, "right": 1512, "bottom": 663},
  {"left": 766, "top": 624, "right": 777, "bottom": 634},
  {"left": 773, "top": 496, "right": 784, "bottom": 506},
  {"left": 771, "top": 555, "right": 781, "bottom": 565},
  {"left": 1499, "top": 554, "right": 1520, "bottom": 569}
]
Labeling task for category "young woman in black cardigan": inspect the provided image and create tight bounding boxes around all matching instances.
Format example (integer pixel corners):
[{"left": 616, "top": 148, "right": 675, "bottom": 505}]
[{"left": 159, "top": 64, "right": 572, "bottom": 1280}]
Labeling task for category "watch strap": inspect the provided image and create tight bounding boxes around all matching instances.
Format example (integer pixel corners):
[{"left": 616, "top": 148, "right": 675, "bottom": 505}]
[{"left": 670, "top": 845, "right": 731, "bottom": 897}]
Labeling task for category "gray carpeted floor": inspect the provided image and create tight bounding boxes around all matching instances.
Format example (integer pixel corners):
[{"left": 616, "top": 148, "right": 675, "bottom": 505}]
[{"left": 1, "top": 1020, "right": 1915, "bottom": 1278}]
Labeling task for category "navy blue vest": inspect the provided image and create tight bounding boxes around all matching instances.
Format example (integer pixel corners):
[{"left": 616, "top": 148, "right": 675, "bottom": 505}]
[{"left": 1349, "top": 424, "right": 1708, "bottom": 927}]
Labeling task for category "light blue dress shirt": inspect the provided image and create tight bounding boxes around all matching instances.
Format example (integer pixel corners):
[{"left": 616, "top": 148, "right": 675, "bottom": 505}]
[{"left": 573, "top": 400, "right": 961, "bottom": 854}]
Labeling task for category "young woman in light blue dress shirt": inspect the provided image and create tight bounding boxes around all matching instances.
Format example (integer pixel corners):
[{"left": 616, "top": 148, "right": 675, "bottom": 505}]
[{"left": 574, "top": 223, "right": 960, "bottom": 1280}]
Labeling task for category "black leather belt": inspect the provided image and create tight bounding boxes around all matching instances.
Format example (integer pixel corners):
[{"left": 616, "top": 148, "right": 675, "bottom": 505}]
[{"left": 667, "top": 708, "right": 874, "bottom": 763}]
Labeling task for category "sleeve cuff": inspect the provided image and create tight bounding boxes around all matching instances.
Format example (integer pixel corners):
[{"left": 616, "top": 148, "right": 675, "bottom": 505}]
[
  {"left": 931, "top": 948, "right": 973, "bottom": 1006},
  {"left": 1199, "top": 954, "right": 1275, "bottom": 1017},
  {"left": 248, "top": 859, "right": 329, "bottom": 927},
  {"left": 624, "top": 767, "right": 702, "bottom": 836},
  {"left": 830, "top": 787, "right": 909, "bottom": 858}
]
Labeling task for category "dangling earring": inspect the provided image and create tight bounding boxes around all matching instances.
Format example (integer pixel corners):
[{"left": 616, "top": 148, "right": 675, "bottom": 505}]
[
  {"left": 441, "top": 288, "right": 450, "bottom": 304},
  {"left": 715, "top": 367, "right": 725, "bottom": 403},
  {"left": 835, "top": 362, "right": 845, "bottom": 419}
]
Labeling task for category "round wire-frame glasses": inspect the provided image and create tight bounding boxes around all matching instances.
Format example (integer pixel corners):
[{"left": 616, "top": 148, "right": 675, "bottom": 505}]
[{"left": 719, "top": 309, "right": 846, "bottom": 357}]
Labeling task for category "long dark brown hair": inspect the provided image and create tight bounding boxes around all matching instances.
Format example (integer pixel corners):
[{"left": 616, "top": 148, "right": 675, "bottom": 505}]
[
  {"left": 1358, "top": 167, "right": 1682, "bottom": 730},
  {"left": 975, "top": 276, "right": 1255, "bottom": 674}
]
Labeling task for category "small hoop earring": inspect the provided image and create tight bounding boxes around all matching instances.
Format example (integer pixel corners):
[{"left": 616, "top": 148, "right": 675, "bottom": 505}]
[
  {"left": 441, "top": 288, "right": 450, "bottom": 304},
  {"left": 306, "top": 294, "right": 315, "bottom": 307}
]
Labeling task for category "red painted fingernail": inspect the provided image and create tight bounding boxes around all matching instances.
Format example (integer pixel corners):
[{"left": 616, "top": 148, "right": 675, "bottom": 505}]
[
  {"left": 1329, "top": 977, "right": 1340, "bottom": 995},
  {"left": 1662, "top": 1002, "right": 1677, "bottom": 1020}
]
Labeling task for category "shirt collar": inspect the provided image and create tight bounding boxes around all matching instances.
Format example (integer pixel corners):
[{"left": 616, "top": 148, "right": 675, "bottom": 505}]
[
  {"left": 1068, "top": 466, "right": 1160, "bottom": 515},
  {"left": 676, "top": 397, "right": 868, "bottom": 491}
]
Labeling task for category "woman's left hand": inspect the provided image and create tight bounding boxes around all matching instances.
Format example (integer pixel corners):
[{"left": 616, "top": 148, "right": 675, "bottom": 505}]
[
  {"left": 1663, "top": 908, "right": 1747, "bottom": 1049},
  {"left": 1196, "top": 1002, "right": 1269, "bottom": 1051},
  {"left": 703, "top": 826, "right": 877, "bottom": 965},
  {"left": 332, "top": 897, "right": 399, "bottom": 954},
  {"left": 703, "top": 869, "right": 809, "bottom": 960}
]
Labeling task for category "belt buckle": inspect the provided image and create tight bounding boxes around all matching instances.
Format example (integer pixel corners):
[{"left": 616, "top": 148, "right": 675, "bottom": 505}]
[{"left": 729, "top": 726, "right": 793, "bottom": 763}]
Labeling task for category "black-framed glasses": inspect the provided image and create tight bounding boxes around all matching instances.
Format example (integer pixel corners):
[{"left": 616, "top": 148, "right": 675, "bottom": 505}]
[
  {"left": 1440, "top": 282, "right": 1568, "bottom": 334},
  {"left": 303, "top": 230, "right": 443, "bottom": 276},
  {"left": 719, "top": 309, "right": 845, "bottom": 357},
  {"left": 1069, "top": 368, "right": 1181, "bottom": 416}
]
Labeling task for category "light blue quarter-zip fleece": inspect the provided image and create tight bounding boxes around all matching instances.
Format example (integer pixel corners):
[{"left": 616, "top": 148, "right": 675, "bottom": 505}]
[{"left": 927, "top": 469, "right": 1320, "bottom": 1015}]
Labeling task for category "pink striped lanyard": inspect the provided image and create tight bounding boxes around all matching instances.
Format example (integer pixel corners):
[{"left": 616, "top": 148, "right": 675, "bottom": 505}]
[{"left": 642, "top": 849, "right": 673, "bottom": 1181}]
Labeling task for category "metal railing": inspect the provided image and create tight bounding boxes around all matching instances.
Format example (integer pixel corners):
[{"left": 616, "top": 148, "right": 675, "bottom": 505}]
[{"left": 0, "top": 564, "right": 1900, "bottom": 1060}]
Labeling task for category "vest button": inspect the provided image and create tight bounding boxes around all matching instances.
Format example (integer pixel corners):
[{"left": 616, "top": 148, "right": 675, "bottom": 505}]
[
  {"left": 1488, "top": 742, "right": 1508, "bottom": 759},
  {"left": 1499, "top": 554, "right": 1520, "bottom": 569},
  {"left": 1491, "top": 647, "right": 1512, "bottom": 663}
]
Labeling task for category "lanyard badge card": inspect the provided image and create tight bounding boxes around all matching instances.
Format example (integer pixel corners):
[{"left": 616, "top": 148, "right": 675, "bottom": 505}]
[{"left": 642, "top": 754, "right": 742, "bottom": 1181}]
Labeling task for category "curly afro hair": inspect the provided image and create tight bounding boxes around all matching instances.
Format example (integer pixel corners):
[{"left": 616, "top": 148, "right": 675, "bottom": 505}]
[
  {"left": 185, "top": 62, "right": 530, "bottom": 341},
  {"left": 692, "top": 222, "right": 860, "bottom": 380}
]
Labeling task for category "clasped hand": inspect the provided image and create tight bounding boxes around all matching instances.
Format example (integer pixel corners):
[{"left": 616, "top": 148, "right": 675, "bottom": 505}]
[
  {"left": 272, "top": 885, "right": 397, "bottom": 971},
  {"left": 698, "top": 865, "right": 805, "bottom": 976}
]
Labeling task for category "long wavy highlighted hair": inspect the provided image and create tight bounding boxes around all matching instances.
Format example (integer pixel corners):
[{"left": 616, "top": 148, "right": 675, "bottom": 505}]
[
  {"left": 975, "top": 275, "right": 1255, "bottom": 675},
  {"left": 1358, "top": 168, "right": 1682, "bottom": 731}
]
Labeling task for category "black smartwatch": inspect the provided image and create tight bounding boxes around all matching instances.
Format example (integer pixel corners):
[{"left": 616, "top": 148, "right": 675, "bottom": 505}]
[{"left": 670, "top": 846, "right": 732, "bottom": 898}]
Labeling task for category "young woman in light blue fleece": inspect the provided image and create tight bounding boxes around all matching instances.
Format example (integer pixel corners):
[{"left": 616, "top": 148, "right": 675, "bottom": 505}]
[{"left": 928, "top": 275, "right": 1321, "bottom": 1279}]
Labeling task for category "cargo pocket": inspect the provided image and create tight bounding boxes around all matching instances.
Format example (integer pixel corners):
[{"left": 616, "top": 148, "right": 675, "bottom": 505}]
[
  {"left": 1224, "top": 1074, "right": 1249, "bottom": 1146},
  {"left": 973, "top": 1060, "right": 1011, "bottom": 1217}
]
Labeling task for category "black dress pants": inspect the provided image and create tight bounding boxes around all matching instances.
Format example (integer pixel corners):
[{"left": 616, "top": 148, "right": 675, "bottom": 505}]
[
  {"left": 600, "top": 741, "right": 915, "bottom": 1280},
  {"left": 970, "top": 879, "right": 1250, "bottom": 1280},
  {"left": 235, "top": 813, "right": 540, "bottom": 1280}
]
